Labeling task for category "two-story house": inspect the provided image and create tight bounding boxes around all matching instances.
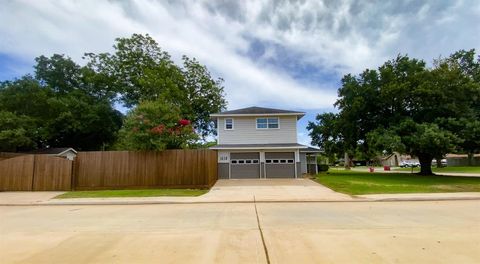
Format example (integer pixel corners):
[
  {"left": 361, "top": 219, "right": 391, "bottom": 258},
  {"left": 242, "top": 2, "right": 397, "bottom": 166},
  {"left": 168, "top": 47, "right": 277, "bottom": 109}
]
[{"left": 210, "top": 106, "right": 319, "bottom": 179}]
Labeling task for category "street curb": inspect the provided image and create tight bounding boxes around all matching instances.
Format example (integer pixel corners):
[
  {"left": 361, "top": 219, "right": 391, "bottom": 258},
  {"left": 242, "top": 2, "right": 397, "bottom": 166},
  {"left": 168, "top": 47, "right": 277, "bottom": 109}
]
[{"left": 1, "top": 196, "right": 480, "bottom": 206}]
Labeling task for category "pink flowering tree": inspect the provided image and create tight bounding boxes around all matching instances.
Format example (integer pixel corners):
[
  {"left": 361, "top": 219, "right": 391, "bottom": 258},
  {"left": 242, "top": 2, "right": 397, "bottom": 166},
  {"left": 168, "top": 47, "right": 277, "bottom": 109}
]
[{"left": 116, "top": 100, "right": 198, "bottom": 150}]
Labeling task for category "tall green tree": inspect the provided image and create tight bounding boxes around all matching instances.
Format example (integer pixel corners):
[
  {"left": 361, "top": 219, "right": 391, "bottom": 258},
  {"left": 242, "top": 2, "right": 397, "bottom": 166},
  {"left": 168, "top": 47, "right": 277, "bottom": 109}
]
[
  {"left": 442, "top": 50, "right": 480, "bottom": 165},
  {"left": 307, "top": 113, "right": 343, "bottom": 162},
  {"left": 85, "top": 34, "right": 226, "bottom": 138},
  {"left": 0, "top": 111, "right": 36, "bottom": 152},
  {"left": 0, "top": 64, "right": 123, "bottom": 151},
  {"left": 308, "top": 50, "right": 480, "bottom": 175}
]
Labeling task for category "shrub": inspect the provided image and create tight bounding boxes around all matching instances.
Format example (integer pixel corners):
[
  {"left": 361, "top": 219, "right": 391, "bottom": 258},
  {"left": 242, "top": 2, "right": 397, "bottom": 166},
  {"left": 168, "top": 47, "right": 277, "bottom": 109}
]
[{"left": 318, "top": 164, "right": 329, "bottom": 172}]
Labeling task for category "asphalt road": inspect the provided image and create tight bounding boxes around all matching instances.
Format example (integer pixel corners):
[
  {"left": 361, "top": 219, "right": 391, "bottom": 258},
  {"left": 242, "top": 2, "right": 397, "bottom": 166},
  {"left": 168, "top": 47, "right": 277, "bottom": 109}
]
[{"left": 1, "top": 201, "right": 479, "bottom": 263}]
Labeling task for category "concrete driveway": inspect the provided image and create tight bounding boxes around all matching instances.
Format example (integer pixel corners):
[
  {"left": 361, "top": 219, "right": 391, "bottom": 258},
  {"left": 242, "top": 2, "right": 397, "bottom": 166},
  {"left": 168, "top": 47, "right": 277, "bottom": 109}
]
[
  {"left": 0, "top": 179, "right": 353, "bottom": 205},
  {"left": 1, "top": 201, "right": 479, "bottom": 263},
  {"left": 201, "top": 179, "right": 353, "bottom": 202}
]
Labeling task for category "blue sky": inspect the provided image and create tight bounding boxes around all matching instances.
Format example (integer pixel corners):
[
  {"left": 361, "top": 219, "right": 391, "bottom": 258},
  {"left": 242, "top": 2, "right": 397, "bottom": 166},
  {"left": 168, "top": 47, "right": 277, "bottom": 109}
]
[{"left": 1, "top": 0, "right": 479, "bottom": 146}]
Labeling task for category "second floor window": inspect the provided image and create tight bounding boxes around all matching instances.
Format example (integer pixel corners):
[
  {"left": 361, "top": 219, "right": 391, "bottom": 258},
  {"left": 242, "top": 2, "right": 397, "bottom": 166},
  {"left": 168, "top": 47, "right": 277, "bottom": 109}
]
[
  {"left": 257, "top": 117, "right": 279, "bottom": 129},
  {"left": 225, "top": 118, "right": 234, "bottom": 130}
]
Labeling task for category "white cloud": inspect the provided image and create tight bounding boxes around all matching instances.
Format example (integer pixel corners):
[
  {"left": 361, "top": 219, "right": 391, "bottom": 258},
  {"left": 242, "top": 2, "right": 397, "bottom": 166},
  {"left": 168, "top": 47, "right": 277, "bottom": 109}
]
[
  {"left": 1, "top": 0, "right": 479, "bottom": 111},
  {"left": 297, "top": 132, "right": 313, "bottom": 147}
]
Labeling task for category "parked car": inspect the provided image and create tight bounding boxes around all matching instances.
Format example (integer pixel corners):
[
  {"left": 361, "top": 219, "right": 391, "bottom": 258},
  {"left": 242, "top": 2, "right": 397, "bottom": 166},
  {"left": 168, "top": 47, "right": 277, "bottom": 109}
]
[
  {"left": 432, "top": 159, "right": 448, "bottom": 167},
  {"left": 400, "top": 161, "right": 420, "bottom": 168}
]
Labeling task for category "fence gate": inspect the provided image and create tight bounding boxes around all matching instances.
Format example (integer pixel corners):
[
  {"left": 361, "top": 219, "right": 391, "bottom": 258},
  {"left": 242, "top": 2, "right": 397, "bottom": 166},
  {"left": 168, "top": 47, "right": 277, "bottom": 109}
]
[
  {"left": 0, "top": 155, "right": 73, "bottom": 191},
  {"left": 32, "top": 155, "right": 73, "bottom": 191},
  {"left": 0, "top": 155, "right": 35, "bottom": 191}
]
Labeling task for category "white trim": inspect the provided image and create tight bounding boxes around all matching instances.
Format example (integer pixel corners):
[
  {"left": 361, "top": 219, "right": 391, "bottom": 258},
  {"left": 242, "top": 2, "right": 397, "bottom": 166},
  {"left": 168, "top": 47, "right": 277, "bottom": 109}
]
[
  {"left": 228, "top": 159, "right": 231, "bottom": 179},
  {"left": 294, "top": 160, "right": 297, "bottom": 178},
  {"left": 259, "top": 157, "right": 262, "bottom": 177},
  {"left": 216, "top": 117, "right": 221, "bottom": 144},
  {"left": 217, "top": 151, "right": 229, "bottom": 163},
  {"left": 295, "top": 149, "right": 300, "bottom": 178},
  {"left": 255, "top": 117, "right": 280, "bottom": 130},
  {"left": 230, "top": 159, "right": 260, "bottom": 165},
  {"left": 211, "top": 113, "right": 305, "bottom": 118},
  {"left": 224, "top": 118, "right": 234, "bottom": 130},
  {"left": 56, "top": 148, "right": 77, "bottom": 155},
  {"left": 210, "top": 146, "right": 307, "bottom": 150}
]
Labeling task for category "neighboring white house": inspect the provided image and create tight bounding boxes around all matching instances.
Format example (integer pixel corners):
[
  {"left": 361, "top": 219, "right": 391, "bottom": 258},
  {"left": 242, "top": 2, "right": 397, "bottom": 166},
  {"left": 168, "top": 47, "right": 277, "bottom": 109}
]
[
  {"left": 210, "top": 106, "right": 319, "bottom": 179},
  {"left": 29, "top": 147, "right": 77, "bottom": 160}
]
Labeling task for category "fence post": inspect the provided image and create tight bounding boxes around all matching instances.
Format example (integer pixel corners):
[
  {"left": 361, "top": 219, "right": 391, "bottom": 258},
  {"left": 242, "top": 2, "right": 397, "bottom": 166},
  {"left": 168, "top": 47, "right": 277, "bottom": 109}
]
[
  {"left": 30, "top": 155, "right": 36, "bottom": 191},
  {"left": 70, "top": 159, "right": 76, "bottom": 191}
]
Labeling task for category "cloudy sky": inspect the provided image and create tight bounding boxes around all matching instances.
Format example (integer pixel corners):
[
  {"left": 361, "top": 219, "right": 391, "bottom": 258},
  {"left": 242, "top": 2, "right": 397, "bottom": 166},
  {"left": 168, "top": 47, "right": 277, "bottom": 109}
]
[{"left": 1, "top": 0, "right": 479, "bottom": 145}]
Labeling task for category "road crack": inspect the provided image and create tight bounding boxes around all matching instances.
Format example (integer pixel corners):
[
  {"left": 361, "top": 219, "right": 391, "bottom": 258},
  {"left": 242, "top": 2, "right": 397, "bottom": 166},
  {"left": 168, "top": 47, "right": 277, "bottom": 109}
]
[{"left": 254, "top": 195, "right": 271, "bottom": 264}]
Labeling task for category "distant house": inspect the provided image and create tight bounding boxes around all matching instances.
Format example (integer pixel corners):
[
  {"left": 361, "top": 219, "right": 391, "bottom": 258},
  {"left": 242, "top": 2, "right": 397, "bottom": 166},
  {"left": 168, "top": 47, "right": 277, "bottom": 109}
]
[
  {"left": 210, "top": 106, "right": 319, "bottom": 178},
  {"left": 380, "top": 152, "right": 415, "bottom": 167},
  {"left": 446, "top": 153, "right": 480, "bottom": 166},
  {"left": 29, "top": 148, "right": 77, "bottom": 160}
]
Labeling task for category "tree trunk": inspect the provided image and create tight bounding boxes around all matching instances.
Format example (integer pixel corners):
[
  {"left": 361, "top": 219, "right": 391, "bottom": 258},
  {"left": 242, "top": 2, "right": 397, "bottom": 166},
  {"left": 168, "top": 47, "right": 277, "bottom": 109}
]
[
  {"left": 468, "top": 152, "right": 473, "bottom": 166},
  {"left": 435, "top": 157, "right": 443, "bottom": 168},
  {"left": 344, "top": 152, "right": 351, "bottom": 170},
  {"left": 418, "top": 155, "right": 433, "bottom": 175}
]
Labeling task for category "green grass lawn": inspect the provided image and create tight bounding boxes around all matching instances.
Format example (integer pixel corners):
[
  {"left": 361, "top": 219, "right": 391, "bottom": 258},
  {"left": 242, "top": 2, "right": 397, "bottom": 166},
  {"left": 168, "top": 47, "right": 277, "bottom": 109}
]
[
  {"left": 395, "top": 166, "right": 480, "bottom": 173},
  {"left": 56, "top": 189, "right": 209, "bottom": 199},
  {"left": 315, "top": 170, "right": 480, "bottom": 195}
]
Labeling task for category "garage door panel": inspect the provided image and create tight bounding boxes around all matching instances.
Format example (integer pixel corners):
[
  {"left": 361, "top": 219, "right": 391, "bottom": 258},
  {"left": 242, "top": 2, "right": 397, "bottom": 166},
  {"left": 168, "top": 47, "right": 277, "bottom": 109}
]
[
  {"left": 230, "top": 152, "right": 260, "bottom": 179},
  {"left": 265, "top": 152, "right": 295, "bottom": 178},
  {"left": 265, "top": 164, "right": 295, "bottom": 178},
  {"left": 265, "top": 152, "right": 294, "bottom": 159},
  {"left": 231, "top": 164, "right": 260, "bottom": 179}
]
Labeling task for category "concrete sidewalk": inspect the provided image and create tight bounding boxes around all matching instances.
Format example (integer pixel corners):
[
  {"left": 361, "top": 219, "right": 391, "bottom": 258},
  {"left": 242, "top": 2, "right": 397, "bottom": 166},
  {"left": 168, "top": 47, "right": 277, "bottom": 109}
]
[
  {"left": 358, "top": 192, "right": 480, "bottom": 201},
  {"left": 1, "top": 179, "right": 480, "bottom": 205},
  {"left": 349, "top": 167, "right": 480, "bottom": 177},
  {"left": 0, "top": 191, "right": 64, "bottom": 205}
]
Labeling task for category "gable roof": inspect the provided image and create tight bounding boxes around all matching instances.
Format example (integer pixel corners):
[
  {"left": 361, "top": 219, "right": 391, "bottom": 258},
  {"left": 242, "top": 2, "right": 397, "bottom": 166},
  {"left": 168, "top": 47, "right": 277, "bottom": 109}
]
[
  {"left": 300, "top": 147, "right": 322, "bottom": 153},
  {"left": 211, "top": 106, "right": 305, "bottom": 118},
  {"left": 28, "top": 147, "right": 77, "bottom": 155}
]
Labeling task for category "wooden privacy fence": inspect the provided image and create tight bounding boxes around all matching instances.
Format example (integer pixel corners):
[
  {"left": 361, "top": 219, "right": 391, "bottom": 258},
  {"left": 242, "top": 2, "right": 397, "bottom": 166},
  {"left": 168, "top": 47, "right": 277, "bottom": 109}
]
[
  {"left": 0, "top": 152, "right": 23, "bottom": 161},
  {"left": 74, "top": 150, "right": 217, "bottom": 190},
  {"left": 0, "top": 149, "right": 218, "bottom": 191},
  {"left": 0, "top": 155, "right": 72, "bottom": 191}
]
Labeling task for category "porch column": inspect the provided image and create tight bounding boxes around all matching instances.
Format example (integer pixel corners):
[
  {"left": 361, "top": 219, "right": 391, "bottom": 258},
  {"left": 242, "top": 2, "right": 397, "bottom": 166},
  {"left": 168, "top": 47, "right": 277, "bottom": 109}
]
[{"left": 294, "top": 150, "right": 300, "bottom": 178}]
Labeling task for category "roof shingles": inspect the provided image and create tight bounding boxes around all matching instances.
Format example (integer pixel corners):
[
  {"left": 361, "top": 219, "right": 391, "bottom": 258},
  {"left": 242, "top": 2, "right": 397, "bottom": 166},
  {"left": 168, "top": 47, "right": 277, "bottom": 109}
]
[{"left": 212, "top": 106, "right": 304, "bottom": 116}]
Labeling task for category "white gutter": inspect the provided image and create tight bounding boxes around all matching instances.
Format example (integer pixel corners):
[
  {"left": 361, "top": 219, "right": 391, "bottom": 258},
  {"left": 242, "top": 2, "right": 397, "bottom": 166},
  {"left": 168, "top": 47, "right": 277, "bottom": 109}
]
[
  {"left": 210, "top": 113, "right": 305, "bottom": 117},
  {"left": 210, "top": 146, "right": 308, "bottom": 150}
]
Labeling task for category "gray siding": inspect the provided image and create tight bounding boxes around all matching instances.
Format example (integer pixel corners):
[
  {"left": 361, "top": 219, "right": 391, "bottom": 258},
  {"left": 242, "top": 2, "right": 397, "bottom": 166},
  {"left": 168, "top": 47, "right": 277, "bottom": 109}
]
[
  {"left": 218, "top": 116, "right": 297, "bottom": 144},
  {"left": 300, "top": 153, "right": 307, "bottom": 174},
  {"left": 296, "top": 162, "right": 302, "bottom": 178},
  {"left": 218, "top": 163, "right": 229, "bottom": 179}
]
